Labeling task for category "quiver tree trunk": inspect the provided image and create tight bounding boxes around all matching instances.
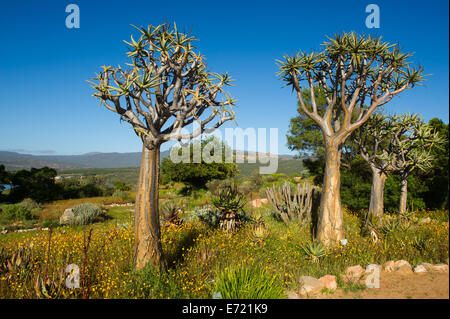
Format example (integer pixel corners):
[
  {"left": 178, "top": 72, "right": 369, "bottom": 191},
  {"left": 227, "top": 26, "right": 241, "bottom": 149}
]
[
  {"left": 368, "top": 166, "right": 387, "bottom": 217},
  {"left": 398, "top": 172, "right": 408, "bottom": 214},
  {"left": 134, "top": 145, "right": 167, "bottom": 270},
  {"left": 316, "top": 142, "right": 344, "bottom": 244}
]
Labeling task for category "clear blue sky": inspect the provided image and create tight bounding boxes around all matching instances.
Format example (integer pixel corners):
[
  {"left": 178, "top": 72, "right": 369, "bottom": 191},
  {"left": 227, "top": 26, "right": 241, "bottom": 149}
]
[{"left": 0, "top": 0, "right": 448, "bottom": 155}]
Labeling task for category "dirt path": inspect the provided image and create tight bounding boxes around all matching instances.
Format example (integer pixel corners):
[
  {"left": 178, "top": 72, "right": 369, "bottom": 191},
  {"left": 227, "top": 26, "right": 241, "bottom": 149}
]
[{"left": 318, "top": 272, "right": 449, "bottom": 299}]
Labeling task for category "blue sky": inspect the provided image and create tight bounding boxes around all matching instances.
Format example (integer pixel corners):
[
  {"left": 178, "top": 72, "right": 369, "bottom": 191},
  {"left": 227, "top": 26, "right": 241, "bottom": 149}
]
[{"left": 0, "top": 0, "right": 448, "bottom": 155}]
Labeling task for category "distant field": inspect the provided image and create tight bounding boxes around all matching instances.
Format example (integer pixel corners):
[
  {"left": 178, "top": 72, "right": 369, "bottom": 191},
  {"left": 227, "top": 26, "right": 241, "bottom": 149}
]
[{"left": 59, "top": 158, "right": 306, "bottom": 184}]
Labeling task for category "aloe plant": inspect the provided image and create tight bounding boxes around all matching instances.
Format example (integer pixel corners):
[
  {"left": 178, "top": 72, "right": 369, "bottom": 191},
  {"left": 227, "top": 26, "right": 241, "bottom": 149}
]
[{"left": 302, "top": 241, "right": 326, "bottom": 262}]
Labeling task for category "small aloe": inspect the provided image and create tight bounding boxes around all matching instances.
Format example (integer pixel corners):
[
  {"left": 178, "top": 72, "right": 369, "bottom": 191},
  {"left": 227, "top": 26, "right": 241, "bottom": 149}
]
[{"left": 302, "top": 241, "right": 326, "bottom": 262}]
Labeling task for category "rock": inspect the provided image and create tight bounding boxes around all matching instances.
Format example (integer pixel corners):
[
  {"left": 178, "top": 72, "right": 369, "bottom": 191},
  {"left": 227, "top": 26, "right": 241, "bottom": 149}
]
[
  {"left": 418, "top": 217, "right": 431, "bottom": 224},
  {"left": 394, "top": 260, "right": 413, "bottom": 274},
  {"left": 430, "top": 264, "right": 449, "bottom": 272},
  {"left": 287, "top": 291, "right": 301, "bottom": 299},
  {"left": 250, "top": 198, "right": 268, "bottom": 208},
  {"left": 298, "top": 276, "right": 324, "bottom": 295},
  {"left": 59, "top": 208, "right": 74, "bottom": 225},
  {"left": 383, "top": 260, "right": 395, "bottom": 272},
  {"left": 318, "top": 275, "right": 337, "bottom": 290},
  {"left": 413, "top": 265, "right": 427, "bottom": 273},
  {"left": 343, "top": 265, "right": 365, "bottom": 283}
]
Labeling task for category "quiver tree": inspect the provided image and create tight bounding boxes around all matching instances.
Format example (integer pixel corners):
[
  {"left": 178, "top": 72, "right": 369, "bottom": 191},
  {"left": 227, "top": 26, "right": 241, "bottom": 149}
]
[
  {"left": 353, "top": 112, "right": 393, "bottom": 217},
  {"left": 277, "top": 33, "right": 424, "bottom": 245},
  {"left": 378, "top": 113, "right": 444, "bottom": 214},
  {"left": 90, "top": 23, "right": 236, "bottom": 270}
]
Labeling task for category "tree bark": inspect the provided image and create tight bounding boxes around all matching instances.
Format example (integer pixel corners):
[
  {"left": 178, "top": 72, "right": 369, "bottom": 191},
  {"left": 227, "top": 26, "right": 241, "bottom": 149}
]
[
  {"left": 316, "top": 142, "right": 344, "bottom": 245},
  {"left": 134, "top": 144, "right": 167, "bottom": 270},
  {"left": 399, "top": 171, "right": 408, "bottom": 214},
  {"left": 368, "top": 166, "right": 387, "bottom": 217}
]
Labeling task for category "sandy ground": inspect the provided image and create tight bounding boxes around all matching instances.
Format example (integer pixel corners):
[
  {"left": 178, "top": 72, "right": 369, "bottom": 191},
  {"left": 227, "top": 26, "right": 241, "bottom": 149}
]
[{"left": 317, "top": 272, "right": 449, "bottom": 299}]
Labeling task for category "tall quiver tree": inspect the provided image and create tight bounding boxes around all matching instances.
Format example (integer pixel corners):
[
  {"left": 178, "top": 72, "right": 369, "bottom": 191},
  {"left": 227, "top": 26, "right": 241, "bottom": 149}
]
[
  {"left": 353, "top": 112, "right": 393, "bottom": 217},
  {"left": 90, "top": 23, "right": 236, "bottom": 270},
  {"left": 378, "top": 113, "right": 444, "bottom": 214},
  {"left": 277, "top": 33, "right": 424, "bottom": 245}
]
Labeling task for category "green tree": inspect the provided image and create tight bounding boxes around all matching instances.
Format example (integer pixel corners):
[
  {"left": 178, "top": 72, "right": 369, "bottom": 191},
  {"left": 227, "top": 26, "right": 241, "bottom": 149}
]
[
  {"left": 161, "top": 137, "right": 238, "bottom": 189},
  {"left": 0, "top": 165, "right": 10, "bottom": 191},
  {"left": 90, "top": 23, "right": 236, "bottom": 270},
  {"left": 9, "top": 167, "right": 59, "bottom": 203},
  {"left": 0, "top": 165, "right": 11, "bottom": 202},
  {"left": 421, "top": 118, "right": 449, "bottom": 209},
  {"left": 277, "top": 33, "right": 424, "bottom": 244},
  {"left": 378, "top": 114, "right": 445, "bottom": 213}
]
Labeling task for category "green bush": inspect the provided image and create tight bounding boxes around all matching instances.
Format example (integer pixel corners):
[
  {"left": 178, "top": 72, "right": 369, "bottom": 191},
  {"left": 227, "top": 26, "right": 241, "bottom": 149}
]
[
  {"left": 67, "top": 203, "right": 102, "bottom": 226},
  {"left": 214, "top": 266, "right": 285, "bottom": 299},
  {"left": 17, "top": 198, "right": 41, "bottom": 211},
  {"left": 190, "top": 207, "right": 221, "bottom": 228},
  {"left": 42, "top": 220, "right": 59, "bottom": 228},
  {"left": 112, "top": 190, "right": 130, "bottom": 201},
  {"left": 0, "top": 204, "right": 33, "bottom": 221}
]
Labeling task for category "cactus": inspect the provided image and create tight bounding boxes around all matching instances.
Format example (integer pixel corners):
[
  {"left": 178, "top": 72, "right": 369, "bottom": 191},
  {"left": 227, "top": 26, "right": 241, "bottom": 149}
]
[{"left": 265, "top": 181, "right": 319, "bottom": 224}]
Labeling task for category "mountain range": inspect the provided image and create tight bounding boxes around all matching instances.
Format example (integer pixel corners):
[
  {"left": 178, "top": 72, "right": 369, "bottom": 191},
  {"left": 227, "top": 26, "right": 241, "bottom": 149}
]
[{"left": 0, "top": 150, "right": 295, "bottom": 171}]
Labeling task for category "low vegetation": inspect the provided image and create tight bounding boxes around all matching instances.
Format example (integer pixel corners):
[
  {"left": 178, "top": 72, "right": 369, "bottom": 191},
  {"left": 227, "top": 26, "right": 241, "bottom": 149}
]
[{"left": 0, "top": 176, "right": 448, "bottom": 298}]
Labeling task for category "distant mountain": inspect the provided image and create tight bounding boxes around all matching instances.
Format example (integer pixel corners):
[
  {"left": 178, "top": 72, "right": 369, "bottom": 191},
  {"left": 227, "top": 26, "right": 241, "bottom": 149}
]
[
  {"left": 0, "top": 150, "right": 297, "bottom": 171},
  {"left": 0, "top": 151, "right": 90, "bottom": 171}
]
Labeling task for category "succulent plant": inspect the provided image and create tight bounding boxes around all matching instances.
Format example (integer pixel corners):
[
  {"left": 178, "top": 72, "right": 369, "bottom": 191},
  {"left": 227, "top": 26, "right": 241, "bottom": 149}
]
[{"left": 302, "top": 241, "right": 326, "bottom": 262}]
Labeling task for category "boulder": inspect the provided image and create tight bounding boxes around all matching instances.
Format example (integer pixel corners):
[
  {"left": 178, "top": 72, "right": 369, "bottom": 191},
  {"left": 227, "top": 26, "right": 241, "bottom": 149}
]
[
  {"left": 394, "top": 260, "right": 413, "bottom": 274},
  {"left": 343, "top": 265, "right": 365, "bottom": 283},
  {"left": 430, "top": 264, "right": 449, "bottom": 273},
  {"left": 298, "top": 276, "right": 324, "bottom": 295},
  {"left": 382, "top": 260, "right": 395, "bottom": 272},
  {"left": 318, "top": 275, "right": 337, "bottom": 290},
  {"left": 413, "top": 265, "right": 427, "bottom": 273},
  {"left": 59, "top": 208, "right": 74, "bottom": 225}
]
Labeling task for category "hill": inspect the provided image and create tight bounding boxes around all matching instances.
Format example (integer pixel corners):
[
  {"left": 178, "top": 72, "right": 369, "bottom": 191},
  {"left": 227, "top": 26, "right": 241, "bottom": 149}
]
[{"left": 0, "top": 150, "right": 297, "bottom": 171}]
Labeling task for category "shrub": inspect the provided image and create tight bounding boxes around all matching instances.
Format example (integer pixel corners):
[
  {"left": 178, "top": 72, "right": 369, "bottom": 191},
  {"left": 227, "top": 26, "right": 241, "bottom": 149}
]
[
  {"left": 18, "top": 198, "right": 41, "bottom": 211},
  {"left": 41, "top": 220, "right": 59, "bottom": 228},
  {"left": 67, "top": 203, "right": 102, "bottom": 226},
  {"left": 214, "top": 266, "right": 285, "bottom": 299},
  {"left": 112, "top": 190, "right": 130, "bottom": 201},
  {"left": 190, "top": 206, "right": 221, "bottom": 228},
  {"left": 161, "top": 202, "right": 183, "bottom": 226},
  {"left": 0, "top": 204, "right": 33, "bottom": 221}
]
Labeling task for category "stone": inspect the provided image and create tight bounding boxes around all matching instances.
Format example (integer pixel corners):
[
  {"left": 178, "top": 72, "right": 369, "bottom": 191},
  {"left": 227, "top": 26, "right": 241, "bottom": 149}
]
[
  {"left": 59, "top": 208, "right": 74, "bottom": 225},
  {"left": 250, "top": 198, "right": 268, "bottom": 208},
  {"left": 298, "top": 276, "right": 324, "bottom": 295},
  {"left": 394, "top": 260, "right": 413, "bottom": 274},
  {"left": 287, "top": 291, "right": 301, "bottom": 299},
  {"left": 343, "top": 265, "right": 365, "bottom": 283},
  {"left": 383, "top": 260, "right": 395, "bottom": 272},
  {"left": 318, "top": 275, "right": 337, "bottom": 290},
  {"left": 430, "top": 264, "right": 449, "bottom": 272},
  {"left": 413, "top": 265, "right": 427, "bottom": 273}
]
